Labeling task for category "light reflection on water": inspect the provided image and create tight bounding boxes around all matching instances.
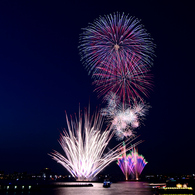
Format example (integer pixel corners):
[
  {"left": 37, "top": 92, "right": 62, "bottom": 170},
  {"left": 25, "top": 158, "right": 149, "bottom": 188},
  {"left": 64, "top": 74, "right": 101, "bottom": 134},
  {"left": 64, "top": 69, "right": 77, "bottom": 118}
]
[
  {"left": 3, "top": 182, "right": 192, "bottom": 195},
  {"left": 2, "top": 181, "right": 154, "bottom": 195},
  {"left": 43, "top": 182, "right": 154, "bottom": 195}
]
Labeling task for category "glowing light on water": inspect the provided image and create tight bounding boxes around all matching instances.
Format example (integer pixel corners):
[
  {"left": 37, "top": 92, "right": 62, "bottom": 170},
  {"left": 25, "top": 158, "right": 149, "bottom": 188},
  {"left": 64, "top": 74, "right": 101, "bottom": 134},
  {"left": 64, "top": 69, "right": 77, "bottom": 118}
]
[{"left": 50, "top": 107, "right": 142, "bottom": 181}]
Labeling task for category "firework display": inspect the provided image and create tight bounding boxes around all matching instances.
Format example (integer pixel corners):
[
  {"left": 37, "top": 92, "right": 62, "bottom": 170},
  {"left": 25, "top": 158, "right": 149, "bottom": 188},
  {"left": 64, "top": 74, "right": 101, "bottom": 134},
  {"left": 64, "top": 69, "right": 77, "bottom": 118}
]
[
  {"left": 79, "top": 12, "right": 155, "bottom": 75},
  {"left": 51, "top": 12, "right": 154, "bottom": 180},
  {"left": 93, "top": 57, "right": 153, "bottom": 103},
  {"left": 116, "top": 143, "right": 133, "bottom": 180},
  {"left": 117, "top": 145, "right": 148, "bottom": 180},
  {"left": 101, "top": 93, "right": 149, "bottom": 140},
  {"left": 79, "top": 12, "right": 155, "bottom": 101},
  {"left": 50, "top": 108, "right": 142, "bottom": 181}
]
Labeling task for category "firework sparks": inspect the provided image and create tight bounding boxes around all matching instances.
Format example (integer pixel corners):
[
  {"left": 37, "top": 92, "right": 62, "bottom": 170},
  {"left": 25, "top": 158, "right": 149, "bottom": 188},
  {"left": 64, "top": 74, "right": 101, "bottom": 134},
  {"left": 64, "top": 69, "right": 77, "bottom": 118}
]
[
  {"left": 50, "top": 107, "right": 142, "bottom": 181},
  {"left": 117, "top": 145, "right": 147, "bottom": 180},
  {"left": 131, "top": 149, "right": 148, "bottom": 180},
  {"left": 79, "top": 13, "right": 155, "bottom": 102},
  {"left": 93, "top": 56, "right": 153, "bottom": 102},
  {"left": 102, "top": 93, "right": 149, "bottom": 140},
  {"left": 79, "top": 12, "right": 155, "bottom": 76}
]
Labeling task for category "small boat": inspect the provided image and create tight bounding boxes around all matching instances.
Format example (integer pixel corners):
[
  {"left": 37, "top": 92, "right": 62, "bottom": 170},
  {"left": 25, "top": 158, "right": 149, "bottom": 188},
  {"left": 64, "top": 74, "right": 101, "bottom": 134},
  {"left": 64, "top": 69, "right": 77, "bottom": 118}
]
[{"left": 103, "top": 180, "right": 111, "bottom": 188}]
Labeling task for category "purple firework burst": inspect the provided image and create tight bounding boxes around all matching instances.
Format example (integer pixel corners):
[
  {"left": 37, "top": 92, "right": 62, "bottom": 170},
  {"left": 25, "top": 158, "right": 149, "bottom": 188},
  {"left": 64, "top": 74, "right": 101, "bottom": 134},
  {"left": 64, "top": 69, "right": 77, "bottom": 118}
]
[
  {"left": 79, "top": 12, "right": 155, "bottom": 76},
  {"left": 93, "top": 55, "right": 153, "bottom": 102}
]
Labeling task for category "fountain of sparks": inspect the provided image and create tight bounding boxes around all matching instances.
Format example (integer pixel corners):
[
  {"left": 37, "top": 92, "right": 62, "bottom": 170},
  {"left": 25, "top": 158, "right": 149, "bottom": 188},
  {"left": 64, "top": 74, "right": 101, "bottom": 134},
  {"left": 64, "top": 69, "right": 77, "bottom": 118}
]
[
  {"left": 117, "top": 144, "right": 147, "bottom": 180},
  {"left": 50, "top": 107, "right": 142, "bottom": 181}
]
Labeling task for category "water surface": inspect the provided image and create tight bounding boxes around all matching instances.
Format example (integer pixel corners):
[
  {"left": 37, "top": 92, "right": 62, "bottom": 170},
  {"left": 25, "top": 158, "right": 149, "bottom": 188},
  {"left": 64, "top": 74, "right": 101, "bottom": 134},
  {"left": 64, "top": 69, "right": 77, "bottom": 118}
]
[{"left": 1, "top": 181, "right": 182, "bottom": 195}]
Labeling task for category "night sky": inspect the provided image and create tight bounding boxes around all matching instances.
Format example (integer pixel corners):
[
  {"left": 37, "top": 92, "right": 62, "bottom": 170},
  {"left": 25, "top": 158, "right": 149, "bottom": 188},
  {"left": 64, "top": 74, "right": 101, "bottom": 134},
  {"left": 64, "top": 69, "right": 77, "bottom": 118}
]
[{"left": 0, "top": 0, "right": 194, "bottom": 176}]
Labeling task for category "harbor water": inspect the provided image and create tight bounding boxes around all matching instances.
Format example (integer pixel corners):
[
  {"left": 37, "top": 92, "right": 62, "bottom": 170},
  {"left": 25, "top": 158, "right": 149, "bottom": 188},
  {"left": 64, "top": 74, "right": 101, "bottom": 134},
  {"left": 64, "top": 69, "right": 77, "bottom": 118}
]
[{"left": 1, "top": 181, "right": 192, "bottom": 195}]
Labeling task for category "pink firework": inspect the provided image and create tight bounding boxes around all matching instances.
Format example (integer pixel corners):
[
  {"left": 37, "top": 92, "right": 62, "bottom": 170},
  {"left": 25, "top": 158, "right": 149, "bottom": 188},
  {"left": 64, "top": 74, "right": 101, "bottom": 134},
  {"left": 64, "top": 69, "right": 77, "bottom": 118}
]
[
  {"left": 117, "top": 145, "right": 148, "bottom": 180},
  {"left": 102, "top": 93, "right": 149, "bottom": 140},
  {"left": 93, "top": 55, "right": 153, "bottom": 103},
  {"left": 79, "top": 12, "right": 155, "bottom": 76}
]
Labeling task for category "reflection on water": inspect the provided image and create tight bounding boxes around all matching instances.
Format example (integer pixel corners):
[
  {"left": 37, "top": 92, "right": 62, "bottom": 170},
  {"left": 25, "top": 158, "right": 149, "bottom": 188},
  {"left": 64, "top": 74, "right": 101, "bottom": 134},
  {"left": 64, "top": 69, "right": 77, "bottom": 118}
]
[
  {"left": 50, "top": 182, "right": 153, "bottom": 195},
  {"left": 1, "top": 182, "right": 154, "bottom": 195},
  {"left": 6, "top": 182, "right": 194, "bottom": 195},
  {"left": 2, "top": 182, "right": 194, "bottom": 195}
]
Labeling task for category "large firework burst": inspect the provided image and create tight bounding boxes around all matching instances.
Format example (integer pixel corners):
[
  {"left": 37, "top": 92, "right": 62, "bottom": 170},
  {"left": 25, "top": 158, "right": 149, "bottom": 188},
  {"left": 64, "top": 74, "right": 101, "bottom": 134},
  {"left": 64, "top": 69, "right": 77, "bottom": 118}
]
[
  {"left": 93, "top": 55, "right": 153, "bottom": 102},
  {"left": 79, "top": 13, "right": 155, "bottom": 102},
  {"left": 50, "top": 107, "right": 142, "bottom": 181},
  {"left": 79, "top": 12, "right": 155, "bottom": 76}
]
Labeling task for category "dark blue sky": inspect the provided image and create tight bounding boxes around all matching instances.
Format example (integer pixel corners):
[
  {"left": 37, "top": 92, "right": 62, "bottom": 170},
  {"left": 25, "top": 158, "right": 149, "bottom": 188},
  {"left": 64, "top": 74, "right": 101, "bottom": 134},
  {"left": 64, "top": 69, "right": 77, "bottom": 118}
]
[{"left": 0, "top": 0, "right": 194, "bottom": 176}]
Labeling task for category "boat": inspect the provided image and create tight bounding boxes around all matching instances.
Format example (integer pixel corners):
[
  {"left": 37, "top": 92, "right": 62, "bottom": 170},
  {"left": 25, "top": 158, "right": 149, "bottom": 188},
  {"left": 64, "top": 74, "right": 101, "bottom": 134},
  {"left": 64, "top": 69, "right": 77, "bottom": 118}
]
[{"left": 103, "top": 180, "right": 111, "bottom": 188}]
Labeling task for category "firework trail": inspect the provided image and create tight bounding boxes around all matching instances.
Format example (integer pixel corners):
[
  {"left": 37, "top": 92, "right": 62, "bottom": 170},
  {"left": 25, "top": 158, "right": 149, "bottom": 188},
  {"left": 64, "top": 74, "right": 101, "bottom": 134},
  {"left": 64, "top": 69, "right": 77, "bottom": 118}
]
[
  {"left": 116, "top": 142, "right": 133, "bottom": 180},
  {"left": 130, "top": 147, "right": 148, "bottom": 180},
  {"left": 102, "top": 93, "right": 149, "bottom": 140},
  {"left": 117, "top": 145, "right": 147, "bottom": 180},
  {"left": 50, "top": 107, "right": 142, "bottom": 181}
]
